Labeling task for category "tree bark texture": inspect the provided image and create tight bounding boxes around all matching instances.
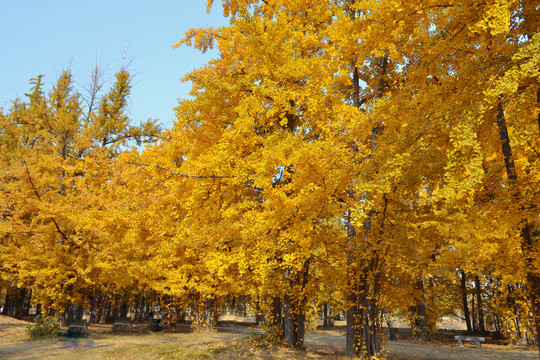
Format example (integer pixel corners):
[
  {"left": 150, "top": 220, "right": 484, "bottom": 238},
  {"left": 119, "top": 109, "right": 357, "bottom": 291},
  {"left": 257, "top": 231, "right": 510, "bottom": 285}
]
[
  {"left": 283, "top": 258, "right": 310, "bottom": 349},
  {"left": 475, "top": 276, "right": 485, "bottom": 334},
  {"left": 461, "top": 271, "right": 472, "bottom": 333}
]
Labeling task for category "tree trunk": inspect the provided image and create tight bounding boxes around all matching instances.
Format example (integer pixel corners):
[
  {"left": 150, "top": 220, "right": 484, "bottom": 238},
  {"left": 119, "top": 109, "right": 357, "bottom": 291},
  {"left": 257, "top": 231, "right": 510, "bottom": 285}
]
[
  {"left": 345, "top": 2, "right": 388, "bottom": 352},
  {"left": 98, "top": 291, "right": 109, "bottom": 324},
  {"left": 346, "top": 208, "right": 358, "bottom": 357},
  {"left": 282, "top": 293, "right": 296, "bottom": 347},
  {"left": 345, "top": 53, "right": 387, "bottom": 356},
  {"left": 5, "top": 287, "right": 29, "bottom": 319},
  {"left": 471, "top": 290, "right": 477, "bottom": 332},
  {"left": 254, "top": 295, "right": 263, "bottom": 325},
  {"left": 413, "top": 280, "right": 429, "bottom": 341},
  {"left": 495, "top": 102, "right": 540, "bottom": 353},
  {"left": 283, "top": 258, "right": 310, "bottom": 349},
  {"left": 537, "top": 88, "right": 540, "bottom": 135},
  {"left": 345, "top": 293, "right": 357, "bottom": 356},
  {"left": 461, "top": 271, "right": 472, "bottom": 333},
  {"left": 475, "top": 276, "right": 485, "bottom": 334},
  {"left": 270, "top": 296, "right": 282, "bottom": 327},
  {"left": 323, "top": 304, "right": 333, "bottom": 327}
]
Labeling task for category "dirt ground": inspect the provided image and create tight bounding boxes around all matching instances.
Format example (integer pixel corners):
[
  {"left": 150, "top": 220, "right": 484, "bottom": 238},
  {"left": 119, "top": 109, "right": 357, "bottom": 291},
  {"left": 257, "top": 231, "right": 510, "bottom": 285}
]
[
  {"left": 1, "top": 315, "right": 539, "bottom": 360},
  {"left": 306, "top": 328, "right": 539, "bottom": 360}
]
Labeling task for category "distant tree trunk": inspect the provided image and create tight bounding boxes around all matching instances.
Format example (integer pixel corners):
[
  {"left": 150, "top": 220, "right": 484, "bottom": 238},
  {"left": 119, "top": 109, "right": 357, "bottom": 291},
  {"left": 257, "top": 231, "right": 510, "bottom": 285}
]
[
  {"left": 471, "top": 290, "right": 477, "bottom": 332},
  {"left": 75, "top": 305, "right": 84, "bottom": 321},
  {"left": 5, "top": 287, "right": 30, "bottom": 319},
  {"left": 119, "top": 302, "right": 129, "bottom": 318},
  {"left": 323, "top": 304, "right": 333, "bottom": 327},
  {"left": 193, "top": 294, "right": 219, "bottom": 330},
  {"left": 255, "top": 295, "right": 263, "bottom": 325},
  {"left": 98, "top": 290, "right": 109, "bottom": 324},
  {"left": 132, "top": 293, "right": 141, "bottom": 323},
  {"left": 475, "top": 276, "right": 485, "bottom": 334},
  {"left": 461, "top": 271, "right": 472, "bottom": 333},
  {"left": 204, "top": 297, "right": 218, "bottom": 327}
]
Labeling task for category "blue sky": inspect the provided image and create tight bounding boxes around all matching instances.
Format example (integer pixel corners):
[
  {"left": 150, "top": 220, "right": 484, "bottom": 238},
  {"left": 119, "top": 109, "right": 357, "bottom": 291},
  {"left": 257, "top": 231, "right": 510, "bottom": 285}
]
[{"left": 0, "top": 0, "right": 229, "bottom": 129}]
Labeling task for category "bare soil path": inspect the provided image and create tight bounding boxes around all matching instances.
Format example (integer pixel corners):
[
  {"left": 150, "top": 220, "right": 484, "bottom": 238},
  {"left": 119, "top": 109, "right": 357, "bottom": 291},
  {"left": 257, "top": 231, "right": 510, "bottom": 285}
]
[
  {"left": 386, "top": 341, "right": 539, "bottom": 360},
  {"left": 305, "top": 329, "right": 540, "bottom": 360}
]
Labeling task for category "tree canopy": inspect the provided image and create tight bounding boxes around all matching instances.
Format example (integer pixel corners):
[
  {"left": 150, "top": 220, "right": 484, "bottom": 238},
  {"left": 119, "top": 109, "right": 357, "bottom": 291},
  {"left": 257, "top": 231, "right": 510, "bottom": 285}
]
[{"left": 1, "top": 0, "right": 539, "bottom": 358}]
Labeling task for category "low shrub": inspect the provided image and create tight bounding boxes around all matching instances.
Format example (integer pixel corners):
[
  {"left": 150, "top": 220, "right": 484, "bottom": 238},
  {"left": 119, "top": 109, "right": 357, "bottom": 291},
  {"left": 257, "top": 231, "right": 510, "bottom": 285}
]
[{"left": 27, "top": 315, "right": 59, "bottom": 339}]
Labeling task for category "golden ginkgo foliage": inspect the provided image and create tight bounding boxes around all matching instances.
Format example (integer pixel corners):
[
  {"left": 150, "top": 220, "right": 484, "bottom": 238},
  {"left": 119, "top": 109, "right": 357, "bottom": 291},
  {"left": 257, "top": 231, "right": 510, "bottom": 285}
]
[{"left": 0, "top": 0, "right": 538, "bottom": 358}]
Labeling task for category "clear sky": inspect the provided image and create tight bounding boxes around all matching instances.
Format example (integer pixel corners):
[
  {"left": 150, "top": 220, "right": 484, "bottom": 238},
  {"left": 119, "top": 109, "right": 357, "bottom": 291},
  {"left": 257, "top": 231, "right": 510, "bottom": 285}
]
[{"left": 0, "top": 0, "right": 229, "bottom": 129}]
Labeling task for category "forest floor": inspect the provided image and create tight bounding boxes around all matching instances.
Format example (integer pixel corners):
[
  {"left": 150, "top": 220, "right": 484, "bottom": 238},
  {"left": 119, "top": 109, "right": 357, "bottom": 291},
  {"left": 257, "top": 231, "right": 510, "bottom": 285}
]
[{"left": 1, "top": 315, "right": 538, "bottom": 359}]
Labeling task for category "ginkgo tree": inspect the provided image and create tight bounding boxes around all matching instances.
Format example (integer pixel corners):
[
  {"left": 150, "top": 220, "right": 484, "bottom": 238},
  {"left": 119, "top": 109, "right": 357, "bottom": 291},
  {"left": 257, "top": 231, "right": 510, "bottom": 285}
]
[
  {"left": 0, "top": 0, "right": 538, "bottom": 358},
  {"left": 169, "top": 0, "right": 539, "bottom": 356},
  {"left": 0, "top": 66, "right": 160, "bottom": 320}
]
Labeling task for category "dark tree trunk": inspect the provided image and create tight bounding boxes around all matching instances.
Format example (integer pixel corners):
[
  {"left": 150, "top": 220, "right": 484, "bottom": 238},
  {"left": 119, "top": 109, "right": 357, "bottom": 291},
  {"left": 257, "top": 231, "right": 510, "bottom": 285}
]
[
  {"left": 345, "top": 293, "right": 357, "bottom": 356},
  {"left": 537, "top": 88, "right": 540, "bottom": 135},
  {"left": 475, "top": 276, "right": 485, "bottom": 334},
  {"left": 270, "top": 296, "right": 282, "bottom": 327},
  {"left": 98, "top": 291, "right": 110, "bottom": 324},
  {"left": 120, "top": 302, "right": 129, "bottom": 318},
  {"left": 282, "top": 292, "right": 296, "bottom": 347},
  {"left": 495, "top": 103, "right": 517, "bottom": 181},
  {"left": 345, "top": 208, "right": 358, "bottom": 357},
  {"left": 471, "top": 291, "right": 477, "bottom": 332},
  {"left": 461, "top": 271, "right": 472, "bottom": 333},
  {"left": 75, "top": 305, "right": 84, "bottom": 321},
  {"left": 204, "top": 297, "right": 217, "bottom": 328},
  {"left": 5, "top": 287, "right": 30, "bottom": 319},
  {"left": 495, "top": 102, "right": 540, "bottom": 353},
  {"left": 413, "top": 280, "right": 429, "bottom": 341},
  {"left": 255, "top": 295, "right": 263, "bottom": 325},
  {"left": 282, "top": 258, "right": 310, "bottom": 349},
  {"left": 64, "top": 304, "right": 84, "bottom": 324}
]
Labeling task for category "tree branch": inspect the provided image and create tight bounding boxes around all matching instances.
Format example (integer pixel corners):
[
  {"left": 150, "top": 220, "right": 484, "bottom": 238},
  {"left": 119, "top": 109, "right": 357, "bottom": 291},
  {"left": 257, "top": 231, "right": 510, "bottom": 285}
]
[
  {"left": 129, "top": 162, "right": 233, "bottom": 179},
  {"left": 23, "top": 160, "right": 69, "bottom": 242}
]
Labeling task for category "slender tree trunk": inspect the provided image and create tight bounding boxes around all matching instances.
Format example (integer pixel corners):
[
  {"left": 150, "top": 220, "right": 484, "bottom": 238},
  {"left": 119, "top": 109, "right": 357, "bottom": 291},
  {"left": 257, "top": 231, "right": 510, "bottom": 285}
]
[
  {"left": 537, "top": 88, "right": 540, "bottom": 134},
  {"left": 461, "top": 271, "right": 472, "bottom": 333},
  {"left": 471, "top": 291, "right": 477, "bottom": 332},
  {"left": 323, "top": 304, "right": 332, "bottom": 327},
  {"left": 346, "top": 209, "right": 358, "bottom": 357},
  {"left": 255, "top": 295, "right": 263, "bottom": 325},
  {"left": 475, "top": 276, "right": 485, "bottom": 334}
]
